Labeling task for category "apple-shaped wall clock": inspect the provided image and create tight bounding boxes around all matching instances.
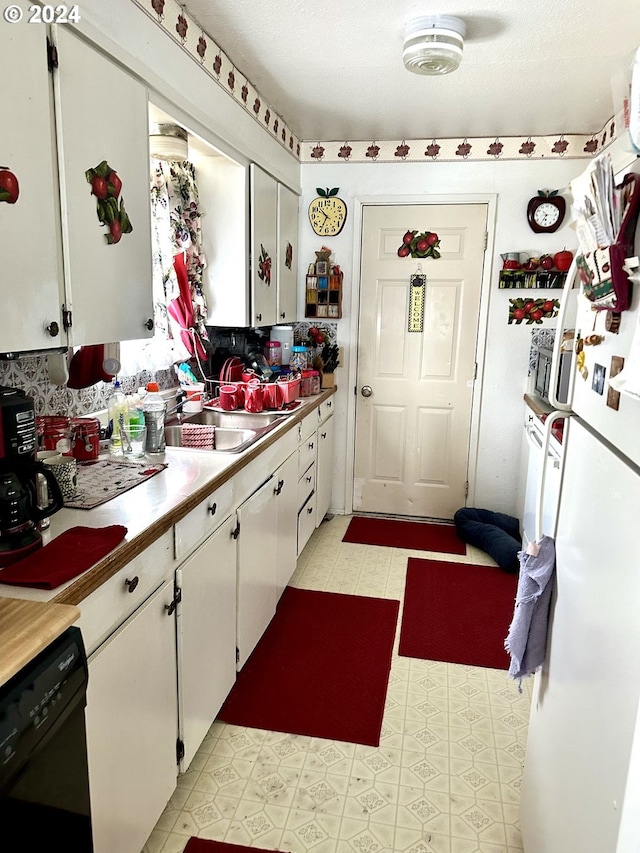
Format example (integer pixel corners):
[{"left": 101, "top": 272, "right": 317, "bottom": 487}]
[{"left": 527, "top": 189, "right": 566, "bottom": 233}]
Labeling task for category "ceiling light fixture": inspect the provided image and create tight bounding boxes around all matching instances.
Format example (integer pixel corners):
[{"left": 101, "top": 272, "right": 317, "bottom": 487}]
[
  {"left": 402, "top": 15, "right": 466, "bottom": 75},
  {"left": 149, "top": 123, "right": 189, "bottom": 160}
]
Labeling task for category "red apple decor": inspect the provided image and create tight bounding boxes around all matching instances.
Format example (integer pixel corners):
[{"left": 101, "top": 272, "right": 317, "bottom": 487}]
[
  {"left": 553, "top": 249, "right": 574, "bottom": 271},
  {"left": 539, "top": 254, "right": 554, "bottom": 270},
  {"left": 508, "top": 297, "right": 559, "bottom": 324},
  {"left": 0, "top": 167, "right": 19, "bottom": 204},
  {"left": 397, "top": 230, "right": 441, "bottom": 259},
  {"left": 85, "top": 160, "right": 133, "bottom": 245}
]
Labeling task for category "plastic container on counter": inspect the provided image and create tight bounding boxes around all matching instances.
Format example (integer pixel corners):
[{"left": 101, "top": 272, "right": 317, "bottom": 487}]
[
  {"left": 290, "top": 346, "right": 309, "bottom": 373},
  {"left": 270, "top": 325, "right": 293, "bottom": 365},
  {"left": 300, "top": 369, "right": 321, "bottom": 397},
  {"left": 143, "top": 381, "right": 166, "bottom": 454},
  {"left": 264, "top": 340, "right": 282, "bottom": 366}
]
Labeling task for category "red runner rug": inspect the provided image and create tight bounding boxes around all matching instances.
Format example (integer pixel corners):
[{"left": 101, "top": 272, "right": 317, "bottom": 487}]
[
  {"left": 399, "top": 558, "right": 517, "bottom": 670},
  {"left": 184, "top": 841, "right": 286, "bottom": 853},
  {"left": 218, "top": 587, "right": 399, "bottom": 747},
  {"left": 343, "top": 515, "right": 466, "bottom": 555}
]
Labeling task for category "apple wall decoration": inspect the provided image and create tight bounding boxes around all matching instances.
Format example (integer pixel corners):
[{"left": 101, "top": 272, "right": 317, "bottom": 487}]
[
  {"left": 86, "top": 160, "right": 133, "bottom": 245},
  {"left": 0, "top": 167, "right": 19, "bottom": 204}
]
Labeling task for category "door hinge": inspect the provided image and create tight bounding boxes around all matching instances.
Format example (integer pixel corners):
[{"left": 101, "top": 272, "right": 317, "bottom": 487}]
[
  {"left": 231, "top": 521, "right": 240, "bottom": 539},
  {"left": 61, "top": 305, "right": 72, "bottom": 331},
  {"left": 46, "top": 37, "right": 58, "bottom": 71},
  {"left": 236, "top": 647, "right": 240, "bottom": 664},
  {"left": 484, "top": 231, "right": 488, "bottom": 250},
  {"left": 176, "top": 738, "right": 185, "bottom": 765},
  {"left": 464, "top": 480, "right": 469, "bottom": 498},
  {"left": 474, "top": 362, "right": 478, "bottom": 380}
]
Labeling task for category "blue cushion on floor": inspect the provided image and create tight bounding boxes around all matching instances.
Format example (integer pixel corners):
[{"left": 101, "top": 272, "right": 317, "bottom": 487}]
[{"left": 454, "top": 508, "right": 521, "bottom": 573}]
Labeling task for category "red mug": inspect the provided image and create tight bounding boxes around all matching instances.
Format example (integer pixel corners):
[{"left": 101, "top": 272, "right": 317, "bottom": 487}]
[
  {"left": 263, "top": 383, "right": 284, "bottom": 410},
  {"left": 244, "top": 383, "right": 264, "bottom": 413},
  {"left": 219, "top": 384, "right": 241, "bottom": 411}
]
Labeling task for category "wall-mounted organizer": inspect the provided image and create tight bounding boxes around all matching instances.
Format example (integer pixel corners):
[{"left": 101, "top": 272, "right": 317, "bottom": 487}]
[
  {"left": 498, "top": 269, "right": 568, "bottom": 289},
  {"left": 305, "top": 269, "right": 343, "bottom": 318}
]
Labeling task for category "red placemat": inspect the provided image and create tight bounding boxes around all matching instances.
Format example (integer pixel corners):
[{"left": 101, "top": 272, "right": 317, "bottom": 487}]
[{"left": 0, "top": 525, "right": 127, "bottom": 589}]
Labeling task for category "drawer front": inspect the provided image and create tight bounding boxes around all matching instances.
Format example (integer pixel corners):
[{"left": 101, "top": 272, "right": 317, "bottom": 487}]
[
  {"left": 297, "top": 493, "right": 317, "bottom": 556},
  {"left": 298, "top": 431, "right": 317, "bottom": 477},
  {"left": 298, "top": 461, "right": 316, "bottom": 507},
  {"left": 298, "top": 410, "right": 318, "bottom": 444},
  {"left": 319, "top": 397, "right": 334, "bottom": 424},
  {"left": 174, "top": 479, "right": 234, "bottom": 562},
  {"left": 77, "top": 529, "right": 174, "bottom": 655}
]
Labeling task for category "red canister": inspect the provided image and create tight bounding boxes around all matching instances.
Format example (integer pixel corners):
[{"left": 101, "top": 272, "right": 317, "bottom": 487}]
[
  {"left": 70, "top": 417, "right": 101, "bottom": 461},
  {"left": 37, "top": 415, "right": 72, "bottom": 455}
]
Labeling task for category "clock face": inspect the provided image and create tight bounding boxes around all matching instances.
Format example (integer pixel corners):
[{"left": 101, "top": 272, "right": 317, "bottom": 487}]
[
  {"left": 309, "top": 196, "right": 347, "bottom": 236},
  {"left": 527, "top": 193, "right": 566, "bottom": 233}
]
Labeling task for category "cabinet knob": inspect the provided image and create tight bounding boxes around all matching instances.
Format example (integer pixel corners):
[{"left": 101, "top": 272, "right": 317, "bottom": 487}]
[
  {"left": 256, "top": 313, "right": 262, "bottom": 322},
  {"left": 46, "top": 321, "right": 59, "bottom": 337},
  {"left": 274, "top": 479, "right": 284, "bottom": 496},
  {"left": 144, "top": 318, "right": 154, "bottom": 331},
  {"left": 327, "top": 400, "right": 333, "bottom": 408},
  {"left": 125, "top": 576, "right": 139, "bottom": 593},
  {"left": 208, "top": 502, "right": 217, "bottom": 516},
  {"left": 307, "top": 506, "right": 314, "bottom": 514},
  {"left": 306, "top": 475, "right": 312, "bottom": 483},
  {"left": 321, "top": 432, "right": 327, "bottom": 439},
  {"left": 280, "top": 312, "right": 286, "bottom": 319},
  {"left": 308, "top": 441, "right": 314, "bottom": 450}
]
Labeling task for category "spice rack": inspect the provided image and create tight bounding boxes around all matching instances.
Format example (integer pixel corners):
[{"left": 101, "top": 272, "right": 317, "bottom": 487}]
[{"left": 305, "top": 270, "right": 343, "bottom": 318}]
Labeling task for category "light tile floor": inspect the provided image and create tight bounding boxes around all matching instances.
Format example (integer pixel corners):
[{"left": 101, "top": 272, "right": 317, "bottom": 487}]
[{"left": 144, "top": 515, "right": 530, "bottom": 853}]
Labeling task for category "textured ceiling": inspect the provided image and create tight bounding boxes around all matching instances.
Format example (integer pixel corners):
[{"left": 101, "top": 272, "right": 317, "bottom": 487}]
[{"left": 182, "top": 0, "right": 639, "bottom": 142}]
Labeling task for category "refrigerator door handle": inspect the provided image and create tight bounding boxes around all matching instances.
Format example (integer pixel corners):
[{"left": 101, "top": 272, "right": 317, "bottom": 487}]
[
  {"left": 535, "top": 411, "right": 572, "bottom": 541},
  {"left": 549, "top": 258, "right": 578, "bottom": 412}
]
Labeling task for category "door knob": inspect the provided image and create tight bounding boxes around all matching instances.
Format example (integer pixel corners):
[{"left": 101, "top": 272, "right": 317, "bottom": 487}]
[{"left": 361, "top": 385, "right": 373, "bottom": 398}]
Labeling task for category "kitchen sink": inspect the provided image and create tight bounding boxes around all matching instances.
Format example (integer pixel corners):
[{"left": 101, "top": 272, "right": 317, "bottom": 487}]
[
  {"left": 164, "top": 409, "right": 287, "bottom": 452},
  {"left": 181, "top": 410, "right": 288, "bottom": 429}
]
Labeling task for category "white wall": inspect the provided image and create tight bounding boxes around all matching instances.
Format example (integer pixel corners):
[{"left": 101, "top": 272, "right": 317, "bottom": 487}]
[{"left": 299, "top": 158, "right": 587, "bottom": 518}]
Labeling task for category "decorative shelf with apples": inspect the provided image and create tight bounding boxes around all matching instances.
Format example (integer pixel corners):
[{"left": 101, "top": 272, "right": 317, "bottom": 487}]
[{"left": 498, "top": 249, "right": 574, "bottom": 289}]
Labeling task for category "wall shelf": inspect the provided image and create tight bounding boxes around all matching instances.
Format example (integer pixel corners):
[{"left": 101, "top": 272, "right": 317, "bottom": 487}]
[
  {"left": 498, "top": 269, "right": 567, "bottom": 289},
  {"left": 305, "top": 270, "right": 343, "bottom": 318}
]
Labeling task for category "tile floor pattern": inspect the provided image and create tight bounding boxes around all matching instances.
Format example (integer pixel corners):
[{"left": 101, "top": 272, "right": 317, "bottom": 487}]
[{"left": 143, "top": 515, "right": 531, "bottom": 853}]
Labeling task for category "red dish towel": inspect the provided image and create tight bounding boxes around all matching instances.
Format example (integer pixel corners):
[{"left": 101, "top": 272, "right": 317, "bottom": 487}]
[
  {"left": 0, "top": 525, "right": 127, "bottom": 590},
  {"left": 181, "top": 423, "right": 215, "bottom": 449}
]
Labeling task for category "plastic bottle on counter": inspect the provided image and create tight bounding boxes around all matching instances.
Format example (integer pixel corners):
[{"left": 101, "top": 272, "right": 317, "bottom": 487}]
[
  {"left": 107, "top": 379, "right": 128, "bottom": 447},
  {"left": 127, "top": 392, "right": 145, "bottom": 428},
  {"left": 143, "top": 381, "right": 166, "bottom": 454}
]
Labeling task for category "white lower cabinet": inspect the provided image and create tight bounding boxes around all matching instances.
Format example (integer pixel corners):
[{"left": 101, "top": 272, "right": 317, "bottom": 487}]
[
  {"left": 176, "top": 513, "right": 237, "bottom": 771},
  {"left": 275, "top": 450, "right": 299, "bottom": 600},
  {"left": 316, "top": 412, "right": 335, "bottom": 526},
  {"left": 236, "top": 475, "right": 279, "bottom": 669},
  {"left": 85, "top": 580, "right": 178, "bottom": 853}
]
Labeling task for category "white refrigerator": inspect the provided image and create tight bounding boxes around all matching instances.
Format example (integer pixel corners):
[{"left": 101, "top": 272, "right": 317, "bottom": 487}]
[{"left": 520, "top": 161, "right": 640, "bottom": 853}]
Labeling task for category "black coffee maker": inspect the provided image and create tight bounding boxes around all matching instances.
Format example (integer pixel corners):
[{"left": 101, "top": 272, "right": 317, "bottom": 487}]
[{"left": 0, "top": 386, "right": 63, "bottom": 567}]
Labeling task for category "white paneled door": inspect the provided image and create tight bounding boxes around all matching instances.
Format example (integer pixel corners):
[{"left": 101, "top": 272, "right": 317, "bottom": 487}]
[{"left": 354, "top": 204, "right": 487, "bottom": 519}]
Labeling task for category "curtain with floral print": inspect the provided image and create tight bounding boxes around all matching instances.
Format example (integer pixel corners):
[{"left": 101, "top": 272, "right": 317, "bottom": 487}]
[{"left": 149, "top": 159, "right": 210, "bottom": 363}]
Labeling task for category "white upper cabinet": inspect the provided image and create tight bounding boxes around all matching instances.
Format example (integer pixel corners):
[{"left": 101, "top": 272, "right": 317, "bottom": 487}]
[
  {"left": 276, "top": 183, "right": 298, "bottom": 323},
  {"left": 0, "top": 25, "right": 64, "bottom": 353},
  {"left": 250, "top": 163, "right": 278, "bottom": 327},
  {"left": 52, "top": 26, "right": 154, "bottom": 345}
]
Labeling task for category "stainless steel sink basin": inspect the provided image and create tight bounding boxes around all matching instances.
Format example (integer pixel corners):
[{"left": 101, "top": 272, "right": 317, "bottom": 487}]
[
  {"left": 181, "top": 410, "right": 287, "bottom": 429},
  {"left": 164, "top": 409, "right": 287, "bottom": 452}
]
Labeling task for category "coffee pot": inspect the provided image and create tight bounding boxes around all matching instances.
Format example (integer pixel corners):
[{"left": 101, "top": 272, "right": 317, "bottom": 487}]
[
  {"left": 0, "top": 386, "right": 64, "bottom": 567},
  {"left": 501, "top": 252, "right": 524, "bottom": 270}
]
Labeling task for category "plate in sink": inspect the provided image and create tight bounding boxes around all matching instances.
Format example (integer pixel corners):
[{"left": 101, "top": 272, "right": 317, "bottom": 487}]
[{"left": 203, "top": 398, "right": 302, "bottom": 415}]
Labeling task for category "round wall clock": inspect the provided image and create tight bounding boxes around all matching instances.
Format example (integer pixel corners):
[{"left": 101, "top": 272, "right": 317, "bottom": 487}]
[
  {"left": 527, "top": 189, "right": 566, "bottom": 233},
  {"left": 308, "top": 187, "right": 347, "bottom": 236}
]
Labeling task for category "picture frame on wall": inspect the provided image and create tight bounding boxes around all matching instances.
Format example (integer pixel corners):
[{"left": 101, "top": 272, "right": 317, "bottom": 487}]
[{"left": 315, "top": 261, "right": 328, "bottom": 275}]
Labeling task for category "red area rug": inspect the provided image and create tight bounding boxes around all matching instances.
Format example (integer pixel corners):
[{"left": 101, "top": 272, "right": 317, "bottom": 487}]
[
  {"left": 399, "top": 558, "right": 518, "bottom": 670},
  {"left": 218, "top": 587, "right": 399, "bottom": 746},
  {"left": 184, "top": 841, "right": 285, "bottom": 853},
  {"left": 343, "top": 515, "right": 466, "bottom": 555}
]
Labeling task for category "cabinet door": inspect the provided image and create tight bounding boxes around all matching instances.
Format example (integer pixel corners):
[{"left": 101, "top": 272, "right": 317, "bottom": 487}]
[
  {"left": 236, "top": 476, "right": 278, "bottom": 668},
  {"left": 0, "top": 25, "right": 64, "bottom": 353},
  {"left": 250, "top": 164, "right": 277, "bottom": 327},
  {"left": 86, "top": 580, "right": 178, "bottom": 853},
  {"left": 316, "top": 415, "right": 335, "bottom": 525},
  {"left": 177, "top": 514, "right": 237, "bottom": 771},
  {"left": 52, "top": 26, "right": 153, "bottom": 345},
  {"left": 276, "top": 184, "right": 299, "bottom": 323},
  {"left": 275, "top": 451, "right": 299, "bottom": 600}
]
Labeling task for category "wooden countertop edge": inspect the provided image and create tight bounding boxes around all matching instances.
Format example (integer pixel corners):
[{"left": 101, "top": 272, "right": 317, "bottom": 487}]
[
  {"left": 50, "top": 388, "right": 336, "bottom": 607},
  {"left": 523, "top": 392, "right": 553, "bottom": 417},
  {"left": 0, "top": 597, "right": 80, "bottom": 685}
]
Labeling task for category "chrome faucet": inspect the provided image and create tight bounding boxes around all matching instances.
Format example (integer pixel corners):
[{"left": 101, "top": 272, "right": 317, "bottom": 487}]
[{"left": 165, "top": 389, "right": 188, "bottom": 422}]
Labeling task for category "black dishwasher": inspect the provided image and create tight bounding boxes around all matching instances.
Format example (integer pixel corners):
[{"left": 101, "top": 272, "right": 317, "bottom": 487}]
[{"left": 0, "top": 626, "right": 93, "bottom": 851}]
